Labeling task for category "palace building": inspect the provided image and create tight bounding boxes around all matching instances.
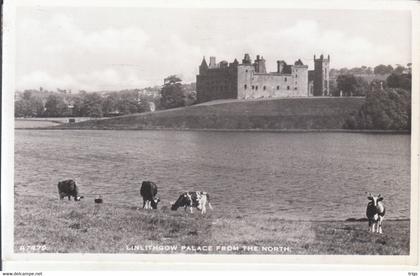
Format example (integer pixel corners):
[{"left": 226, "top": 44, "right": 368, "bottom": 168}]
[{"left": 196, "top": 53, "right": 330, "bottom": 103}]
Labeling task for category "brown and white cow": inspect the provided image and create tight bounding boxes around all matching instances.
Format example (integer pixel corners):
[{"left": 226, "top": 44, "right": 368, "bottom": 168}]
[
  {"left": 57, "top": 179, "right": 84, "bottom": 201},
  {"left": 171, "top": 191, "right": 213, "bottom": 214}
]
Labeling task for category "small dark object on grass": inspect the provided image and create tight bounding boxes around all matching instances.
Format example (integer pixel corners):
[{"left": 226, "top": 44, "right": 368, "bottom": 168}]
[
  {"left": 69, "top": 118, "right": 76, "bottom": 123},
  {"left": 376, "top": 239, "right": 387, "bottom": 245},
  {"left": 69, "top": 223, "right": 81, "bottom": 229},
  {"left": 188, "top": 230, "right": 198, "bottom": 236},
  {"left": 95, "top": 196, "right": 103, "bottom": 204}
]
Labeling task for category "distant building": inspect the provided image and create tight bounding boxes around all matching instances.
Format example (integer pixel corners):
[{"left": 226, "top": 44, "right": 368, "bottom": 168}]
[
  {"left": 196, "top": 53, "right": 330, "bottom": 103},
  {"left": 309, "top": 54, "right": 330, "bottom": 96}
]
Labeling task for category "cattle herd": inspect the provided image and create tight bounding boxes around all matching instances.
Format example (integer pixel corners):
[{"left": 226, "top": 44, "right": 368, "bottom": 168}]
[
  {"left": 57, "top": 179, "right": 385, "bottom": 232},
  {"left": 57, "top": 179, "right": 213, "bottom": 215}
]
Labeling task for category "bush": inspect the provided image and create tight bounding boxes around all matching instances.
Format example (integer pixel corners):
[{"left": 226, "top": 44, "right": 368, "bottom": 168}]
[{"left": 344, "top": 87, "right": 411, "bottom": 130}]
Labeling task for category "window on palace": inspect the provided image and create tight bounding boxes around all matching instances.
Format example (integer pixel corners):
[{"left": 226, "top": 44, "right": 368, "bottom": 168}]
[
  {"left": 284, "top": 78, "right": 287, "bottom": 82},
  {"left": 244, "top": 84, "right": 247, "bottom": 90},
  {"left": 263, "top": 86, "right": 266, "bottom": 90},
  {"left": 256, "top": 86, "right": 258, "bottom": 90},
  {"left": 287, "top": 86, "right": 290, "bottom": 90},
  {"left": 277, "top": 85, "right": 280, "bottom": 90},
  {"left": 252, "top": 85, "right": 254, "bottom": 90}
]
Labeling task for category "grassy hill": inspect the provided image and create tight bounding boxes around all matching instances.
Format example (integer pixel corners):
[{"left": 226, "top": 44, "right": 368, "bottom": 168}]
[{"left": 57, "top": 97, "right": 366, "bottom": 130}]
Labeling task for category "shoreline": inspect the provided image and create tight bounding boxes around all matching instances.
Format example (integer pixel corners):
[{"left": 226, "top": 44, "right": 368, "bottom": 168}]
[{"left": 15, "top": 125, "right": 411, "bottom": 134}]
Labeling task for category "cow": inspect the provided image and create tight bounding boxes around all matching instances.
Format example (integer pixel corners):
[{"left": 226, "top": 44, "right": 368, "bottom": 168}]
[
  {"left": 57, "top": 179, "right": 84, "bottom": 201},
  {"left": 171, "top": 191, "right": 213, "bottom": 214},
  {"left": 140, "top": 181, "right": 160, "bottom": 209},
  {"left": 366, "top": 193, "right": 386, "bottom": 234}
]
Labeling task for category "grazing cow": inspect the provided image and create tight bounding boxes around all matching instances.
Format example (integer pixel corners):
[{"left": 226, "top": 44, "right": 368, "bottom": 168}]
[
  {"left": 171, "top": 191, "right": 213, "bottom": 214},
  {"left": 57, "top": 179, "right": 84, "bottom": 201},
  {"left": 140, "top": 181, "right": 160, "bottom": 209},
  {"left": 366, "top": 193, "right": 386, "bottom": 234}
]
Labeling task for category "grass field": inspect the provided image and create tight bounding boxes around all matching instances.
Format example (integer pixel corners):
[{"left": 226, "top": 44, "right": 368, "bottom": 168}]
[
  {"left": 57, "top": 97, "right": 366, "bottom": 130},
  {"left": 15, "top": 195, "right": 409, "bottom": 255},
  {"left": 15, "top": 117, "right": 97, "bottom": 129}
]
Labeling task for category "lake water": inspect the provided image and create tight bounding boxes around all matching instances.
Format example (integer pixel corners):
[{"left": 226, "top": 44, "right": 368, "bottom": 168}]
[{"left": 14, "top": 130, "right": 411, "bottom": 221}]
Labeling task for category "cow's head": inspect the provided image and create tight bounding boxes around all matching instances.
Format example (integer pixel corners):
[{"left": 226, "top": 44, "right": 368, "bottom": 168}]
[
  {"left": 171, "top": 193, "right": 189, "bottom": 211},
  {"left": 367, "top": 193, "right": 383, "bottom": 206},
  {"left": 74, "top": 196, "right": 84, "bottom": 201},
  {"left": 151, "top": 196, "right": 160, "bottom": 209}
]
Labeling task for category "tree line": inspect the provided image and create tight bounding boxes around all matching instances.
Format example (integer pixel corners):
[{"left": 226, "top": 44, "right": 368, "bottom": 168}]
[
  {"left": 15, "top": 89, "right": 156, "bottom": 118},
  {"left": 331, "top": 69, "right": 411, "bottom": 97},
  {"left": 330, "top": 63, "right": 411, "bottom": 76},
  {"left": 15, "top": 77, "right": 197, "bottom": 118}
]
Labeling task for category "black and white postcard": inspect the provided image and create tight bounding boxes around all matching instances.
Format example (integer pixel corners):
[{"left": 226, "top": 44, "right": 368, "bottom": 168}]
[{"left": 1, "top": 0, "right": 419, "bottom": 271}]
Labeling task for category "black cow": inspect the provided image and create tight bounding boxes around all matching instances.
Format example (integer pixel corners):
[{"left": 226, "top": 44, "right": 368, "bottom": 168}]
[
  {"left": 366, "top": 193, "right": 386, "bottom": 234},
  {"left": 57, "top": 179, "right": 84, "bottom": 201},
  {"left": 140, "top": 181, "right": 160, "bottom": 209},
  {"left": 171, "top": 191, "right": 213, "bottom": 214}
]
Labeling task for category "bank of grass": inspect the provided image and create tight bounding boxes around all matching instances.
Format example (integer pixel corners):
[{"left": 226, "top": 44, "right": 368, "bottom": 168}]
[
  {"left": 56, "top": 97, "right": 366, "bottom": 130},
  {"left": 15, "top": 117, "right": 98, "bottom": 129},
  {"left": 15, "top": 195, "right": 409, "bottom": 255}
]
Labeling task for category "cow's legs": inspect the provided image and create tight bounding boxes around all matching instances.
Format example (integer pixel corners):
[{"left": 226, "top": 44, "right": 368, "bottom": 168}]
[
  {"left": 190, "top": 207, "right": 193, "bottom": 214},
  {"left": 377, "top": 217, "right": 383, "bottom": 234},
  {"left": 68, "top": 196, "right": 71, "bottom": 200},
  {"left": 369, "top": 221, "right": 375, "bottom": 233}
]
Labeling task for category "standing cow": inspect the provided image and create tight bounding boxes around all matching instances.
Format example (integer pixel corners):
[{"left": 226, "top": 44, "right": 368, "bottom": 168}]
[
  {"left": 140, "top": 181, "right": 160, "bottom": 209},
  {"left": 171, "top": 191, "right": 213, "bottom": 214},
  {"left": 366, "top": 193, "right": 386, "bottom": 234},
  {"left": 57, "top": 179, "right": 84, "bottom": 201}
]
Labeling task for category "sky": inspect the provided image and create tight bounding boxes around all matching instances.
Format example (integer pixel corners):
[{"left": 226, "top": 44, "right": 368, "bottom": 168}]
[{"left": 15, "top": 7, "right": 411, "bottom": 91}]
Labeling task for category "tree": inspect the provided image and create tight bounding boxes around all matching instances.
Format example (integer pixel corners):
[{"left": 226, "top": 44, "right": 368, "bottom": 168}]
[
  {"left": 329, "top": 80, "right": 339, "bottom": 97},
  {"left": 374, "top": 64, "right": 393, "bottom": 75},
  {"left": 160, "top": 75, "right": 187, "bottom": 109},
  {"left": 117, "top": 91, "right": 142, "bottom": 114},
  {"left": 102, "top": 93, "right": 120, "bottom": 114},
  {"left": 15, "top": 100, "right": 26, "bottom": 117},
  {"left": 14, "top": 91, "right": 45, "bottom": 117},
  {"left": 336, "top": 74, "right": 369, "bottom": 96},
  {"left": 386, "top": 73, "right": 411, "bottom": 91},
  {"left": 44, "top": 94, "right": 69, "bottom": 117},
  {"left": 80, "top": 93, "right": 104, "bottom": 117},
  {"left": 393, "top": 65, "right": 405, "bottom": 75},
  {"left": 344, "top": 86, "right": 411, "bottom": 130}
]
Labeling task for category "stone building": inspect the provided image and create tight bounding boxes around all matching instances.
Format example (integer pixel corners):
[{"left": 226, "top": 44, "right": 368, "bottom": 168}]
[
  {"left": 196, "top": 53, "right": 330, "bottom": 103},
  {"left": 309, "top": 54, "right": 330, "bottom": 96}
]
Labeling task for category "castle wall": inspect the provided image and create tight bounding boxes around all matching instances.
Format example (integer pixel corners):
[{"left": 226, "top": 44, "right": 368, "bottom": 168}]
[
  {"left": 196, "top": 65, "right": 238, "bottom": 103},
  {"left": 237, "top": 64, "right": 308, "bottom": 100}
]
